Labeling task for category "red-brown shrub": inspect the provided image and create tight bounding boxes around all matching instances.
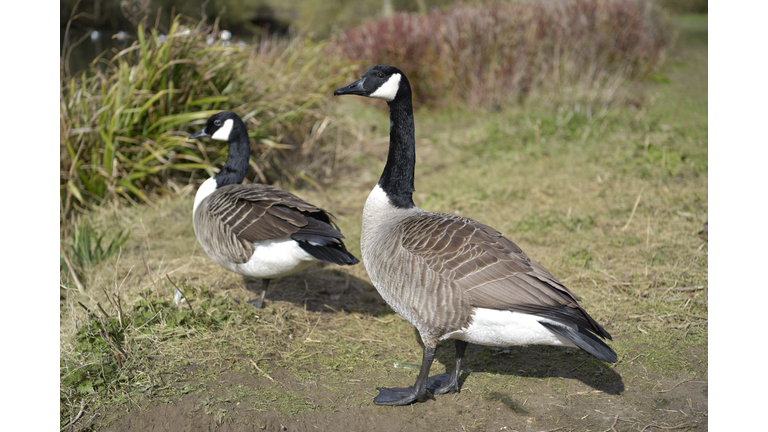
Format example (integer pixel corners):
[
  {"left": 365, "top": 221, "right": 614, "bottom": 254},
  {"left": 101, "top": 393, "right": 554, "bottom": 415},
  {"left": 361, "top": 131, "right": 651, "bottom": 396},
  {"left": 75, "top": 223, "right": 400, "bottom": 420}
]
[{"left": 333, "top": 0, "right": 672, "bottom": 108}]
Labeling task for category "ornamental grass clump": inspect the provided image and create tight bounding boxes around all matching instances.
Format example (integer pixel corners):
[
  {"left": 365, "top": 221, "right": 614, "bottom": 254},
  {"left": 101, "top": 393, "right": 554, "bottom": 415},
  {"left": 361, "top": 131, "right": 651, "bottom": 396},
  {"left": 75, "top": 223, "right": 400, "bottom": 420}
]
[{"left": 60, "top": 15, "right": 356, "bottom": 233}]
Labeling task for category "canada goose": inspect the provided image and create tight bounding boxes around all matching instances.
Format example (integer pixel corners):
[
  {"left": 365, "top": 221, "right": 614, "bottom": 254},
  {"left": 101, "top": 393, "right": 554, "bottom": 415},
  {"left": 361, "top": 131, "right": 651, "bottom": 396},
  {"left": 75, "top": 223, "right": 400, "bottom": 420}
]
[
  {"left": 188, "top": 111, "right": 359, "bottom": 308},
  {"left": 334, "top": 65, "right": 616, "bottom": 406}
]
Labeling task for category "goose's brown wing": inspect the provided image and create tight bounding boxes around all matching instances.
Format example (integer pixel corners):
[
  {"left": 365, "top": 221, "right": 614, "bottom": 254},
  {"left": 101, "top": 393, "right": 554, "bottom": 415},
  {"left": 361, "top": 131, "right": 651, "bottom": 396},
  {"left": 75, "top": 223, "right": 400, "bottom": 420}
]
[
  {"left": 400, "top": 212, "right": 610, "bottom": 339},
  {"left": 199, "top": 184, "right": 357, "bottom": 265},
  {"left": 206, "top": 184, "right": 341, "bottom": 243}
]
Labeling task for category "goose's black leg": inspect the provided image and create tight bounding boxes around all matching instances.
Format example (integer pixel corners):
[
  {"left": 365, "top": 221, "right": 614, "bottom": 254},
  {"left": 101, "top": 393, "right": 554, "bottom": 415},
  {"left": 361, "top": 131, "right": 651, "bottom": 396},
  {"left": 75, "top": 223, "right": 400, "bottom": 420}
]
[
  {"left": 247, "top": 279, "right": 270, "bottom": 309},
  {"left": 434, "top": 340, "right": 468, "bottom": 395},
  {"left": 374, "top": 345, "right": 436, "bottom": 405},
  {"left": 255, "top": 279, "right": 270, "bottom": 309}
]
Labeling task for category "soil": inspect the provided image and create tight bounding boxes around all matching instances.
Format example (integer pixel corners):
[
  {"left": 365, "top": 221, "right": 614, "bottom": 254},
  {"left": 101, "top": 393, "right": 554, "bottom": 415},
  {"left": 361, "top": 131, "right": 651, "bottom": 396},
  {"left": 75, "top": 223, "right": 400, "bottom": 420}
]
[
  {"left": 88, "top": 334, "right": 707, "bottom": 431},
  {"left": 95, "top": 374, "right": 707, "bottom": 431}
]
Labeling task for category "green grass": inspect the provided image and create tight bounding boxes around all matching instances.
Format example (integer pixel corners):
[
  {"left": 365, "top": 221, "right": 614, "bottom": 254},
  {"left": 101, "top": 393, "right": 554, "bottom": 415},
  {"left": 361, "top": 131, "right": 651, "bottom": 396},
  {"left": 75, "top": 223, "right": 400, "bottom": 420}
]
[
  {"left": 60, "top": 14, "right": 707, "bottom": 431},
  {"left": 60, "top": 219, "right": 130, "bottom": 293}
]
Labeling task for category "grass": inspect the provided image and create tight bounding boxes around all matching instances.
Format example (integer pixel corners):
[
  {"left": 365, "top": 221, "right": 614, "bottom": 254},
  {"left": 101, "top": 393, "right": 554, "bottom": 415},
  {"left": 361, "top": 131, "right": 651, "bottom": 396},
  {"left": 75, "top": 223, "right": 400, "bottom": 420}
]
[
  {"left": 59, "top": 13, "right": 707, "bottom": 432},
  {"left": 60, "top": 219, "right": 131, "bottom": 293},
  {"left": 60, "top": 16, "right": 247, "bottom": 221}
]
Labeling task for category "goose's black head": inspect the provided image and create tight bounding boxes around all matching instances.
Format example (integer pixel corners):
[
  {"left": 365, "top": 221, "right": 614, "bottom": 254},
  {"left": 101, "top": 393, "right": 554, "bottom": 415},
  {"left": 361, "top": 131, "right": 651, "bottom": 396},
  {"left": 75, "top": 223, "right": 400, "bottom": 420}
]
[
  {"left": 334, "top": 65, "right": 411, "bottom": 103},
  {"left": 189, "top": 111, "right": 250, "bottom": 187},
  {"left": 189, "top": 111, "right": 244, "bottom": 142}
]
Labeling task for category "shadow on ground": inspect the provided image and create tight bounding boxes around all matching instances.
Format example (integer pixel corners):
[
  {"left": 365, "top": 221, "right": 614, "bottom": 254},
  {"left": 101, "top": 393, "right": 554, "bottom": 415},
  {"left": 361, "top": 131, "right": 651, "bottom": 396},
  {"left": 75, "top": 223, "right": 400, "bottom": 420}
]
[
  {"left": 236, "top": 264, "right": 625, "bottom": 397},
  {"left": 238, "top": 264, "right": 390, "bottom": 316}
]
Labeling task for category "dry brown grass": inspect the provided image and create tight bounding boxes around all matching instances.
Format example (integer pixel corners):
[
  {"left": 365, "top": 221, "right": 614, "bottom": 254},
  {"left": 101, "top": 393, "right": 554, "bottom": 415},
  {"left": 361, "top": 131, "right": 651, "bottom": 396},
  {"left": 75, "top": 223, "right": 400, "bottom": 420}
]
[{"left": 333, "top": 0, "right": 673, "bottom": 108}]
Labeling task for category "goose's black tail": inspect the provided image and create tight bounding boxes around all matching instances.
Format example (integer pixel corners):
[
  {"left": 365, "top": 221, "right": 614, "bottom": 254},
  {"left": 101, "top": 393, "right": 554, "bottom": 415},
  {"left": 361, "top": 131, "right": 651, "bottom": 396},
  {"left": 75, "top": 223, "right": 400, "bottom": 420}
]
[
  {"left": 296, "top": 239, "right": 360, "bottom": 266},
  {"left": 541, "top": 322, "right": 617, "bottom": 363},
  {"left": 292, "top": 216, "right": 359, "bottom": 266}
]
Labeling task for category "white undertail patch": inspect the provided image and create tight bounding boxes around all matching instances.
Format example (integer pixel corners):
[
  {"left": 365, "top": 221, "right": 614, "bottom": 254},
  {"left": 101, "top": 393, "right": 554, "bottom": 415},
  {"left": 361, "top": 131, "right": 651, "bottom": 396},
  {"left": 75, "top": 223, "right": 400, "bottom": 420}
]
[
  {"left": 211, "top": 118, "right": 234, "bottom": 141},
  {"left": 232, "top": 238, "right": 318, "bottom": 279},
  {"left": 370, "top": 73, "right": 402, "bottom": 102},
  {"left": 445, "top": 308, "right": 578, "bottom": 348}
]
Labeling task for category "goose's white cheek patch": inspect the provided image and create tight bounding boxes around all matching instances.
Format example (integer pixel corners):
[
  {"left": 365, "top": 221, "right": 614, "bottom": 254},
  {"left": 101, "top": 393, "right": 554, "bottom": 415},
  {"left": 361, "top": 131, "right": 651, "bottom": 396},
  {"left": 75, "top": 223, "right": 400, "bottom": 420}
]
[
  {"left": 211, "top": 119, "right": 234, "bottom": 141},
  {"left": 370, "top": 73, "right": 401, "bottom": 102}
]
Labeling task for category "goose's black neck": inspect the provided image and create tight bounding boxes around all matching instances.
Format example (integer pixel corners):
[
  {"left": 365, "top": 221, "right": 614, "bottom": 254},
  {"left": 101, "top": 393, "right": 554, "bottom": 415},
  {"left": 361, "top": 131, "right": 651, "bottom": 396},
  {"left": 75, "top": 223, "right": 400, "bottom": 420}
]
[
  {"left": 214, "top": 119, "right": 250, "bottom": 188},
  {"left": 380, "top": 94, "right": 416, "bottom": 209}
]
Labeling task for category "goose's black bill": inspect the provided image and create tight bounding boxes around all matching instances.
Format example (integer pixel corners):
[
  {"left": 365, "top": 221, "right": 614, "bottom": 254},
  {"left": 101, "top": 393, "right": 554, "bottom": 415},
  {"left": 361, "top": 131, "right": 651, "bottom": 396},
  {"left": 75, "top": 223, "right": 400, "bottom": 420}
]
[
  {"left": 334, "top": 78, "right": 367, "bottom": 96},
  {"left": 189, "top": 129, "right": 208, "bottom": 139}
]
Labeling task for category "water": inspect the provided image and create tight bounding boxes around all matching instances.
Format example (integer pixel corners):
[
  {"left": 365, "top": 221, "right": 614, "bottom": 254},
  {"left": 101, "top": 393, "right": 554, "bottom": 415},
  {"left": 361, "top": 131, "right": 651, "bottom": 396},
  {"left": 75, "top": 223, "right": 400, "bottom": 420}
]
[
  {"left": 61, "top": 27, "right": 133, "bottom": 74},
  {"left": 61, "top": 27, "right": 254, "bottom": 75}
]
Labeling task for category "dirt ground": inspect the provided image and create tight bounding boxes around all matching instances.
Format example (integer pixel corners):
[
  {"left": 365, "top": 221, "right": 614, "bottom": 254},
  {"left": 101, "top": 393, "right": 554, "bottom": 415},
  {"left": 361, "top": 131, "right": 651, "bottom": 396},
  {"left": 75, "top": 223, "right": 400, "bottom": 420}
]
[{"left": 95, "top": 343, "right": 707, "bottom": 432}]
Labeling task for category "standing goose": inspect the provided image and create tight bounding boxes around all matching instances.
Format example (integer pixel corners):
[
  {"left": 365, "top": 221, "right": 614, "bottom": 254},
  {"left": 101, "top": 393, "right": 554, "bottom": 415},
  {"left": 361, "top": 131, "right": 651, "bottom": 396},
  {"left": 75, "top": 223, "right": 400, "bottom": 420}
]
[
  {"left": 334, "top": 65, "right": 616, "bottom": 406},
  {"left": 188, "top": 111, "right": 359, "bottom": 308}
]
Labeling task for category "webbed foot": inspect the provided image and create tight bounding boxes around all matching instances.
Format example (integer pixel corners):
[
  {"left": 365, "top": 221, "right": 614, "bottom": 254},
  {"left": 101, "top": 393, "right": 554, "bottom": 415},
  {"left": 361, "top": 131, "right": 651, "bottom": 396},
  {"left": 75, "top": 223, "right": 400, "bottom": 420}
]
[
  {"left": 374, "top": 386, "right": 431, "bottom": 406},
  {"left": 429, "top": 372, "right": 460, "bottom": 395}
]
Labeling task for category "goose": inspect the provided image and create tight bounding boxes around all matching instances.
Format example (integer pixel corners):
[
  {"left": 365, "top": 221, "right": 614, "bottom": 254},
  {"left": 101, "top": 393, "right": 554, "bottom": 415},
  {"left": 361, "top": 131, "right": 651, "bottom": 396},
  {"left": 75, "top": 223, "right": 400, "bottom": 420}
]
[
  {"left": 188, "top": 111, "right": 359, "bottom": 308},
  {"left": 334, "top": 65, "right": 616, "bottom": 406}
]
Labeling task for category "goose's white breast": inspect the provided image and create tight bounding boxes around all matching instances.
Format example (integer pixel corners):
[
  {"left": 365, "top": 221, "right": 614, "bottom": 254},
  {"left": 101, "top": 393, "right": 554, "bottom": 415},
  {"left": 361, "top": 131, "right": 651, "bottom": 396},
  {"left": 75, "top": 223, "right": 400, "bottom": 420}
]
[{"left": 193, "top": 178, "right": 218, "bottom": 216}]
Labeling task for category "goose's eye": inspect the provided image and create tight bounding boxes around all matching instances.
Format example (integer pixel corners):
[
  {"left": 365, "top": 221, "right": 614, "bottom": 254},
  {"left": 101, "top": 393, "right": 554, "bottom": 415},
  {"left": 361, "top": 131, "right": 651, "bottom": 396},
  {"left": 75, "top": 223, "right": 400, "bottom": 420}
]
[
  {"left": 377, "top": 73, "right": 384, "bottom": 79},
  {"left": 214, "top": 119, "right": 222, "bottom": 126}
]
